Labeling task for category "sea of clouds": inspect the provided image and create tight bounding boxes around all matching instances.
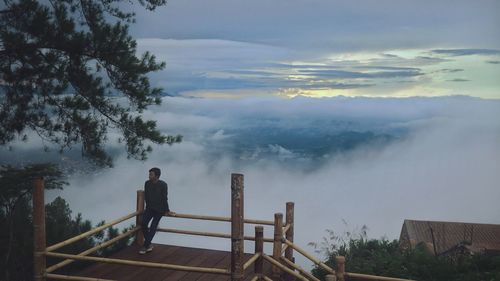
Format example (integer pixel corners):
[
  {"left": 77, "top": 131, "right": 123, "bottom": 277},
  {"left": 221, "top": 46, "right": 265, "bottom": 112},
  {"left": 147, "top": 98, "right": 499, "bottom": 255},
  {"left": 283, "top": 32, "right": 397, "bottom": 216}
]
[{"left": 2, "top": 95, "right": 499, "bottom": 268}]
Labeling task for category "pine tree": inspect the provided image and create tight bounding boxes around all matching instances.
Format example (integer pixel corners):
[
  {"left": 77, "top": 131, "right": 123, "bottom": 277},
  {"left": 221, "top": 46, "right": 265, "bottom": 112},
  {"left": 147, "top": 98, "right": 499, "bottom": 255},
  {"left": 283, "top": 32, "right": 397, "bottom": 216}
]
[{"left": 0, "top": 0, "right": 181, "bottom": 166}]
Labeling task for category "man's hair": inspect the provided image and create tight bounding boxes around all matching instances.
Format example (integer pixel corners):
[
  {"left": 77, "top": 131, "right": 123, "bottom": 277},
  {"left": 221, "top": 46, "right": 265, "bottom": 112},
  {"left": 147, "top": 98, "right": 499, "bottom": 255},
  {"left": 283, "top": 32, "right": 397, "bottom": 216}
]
[{"left": 149, "top": 167, "right": 161, "bottom": 178}]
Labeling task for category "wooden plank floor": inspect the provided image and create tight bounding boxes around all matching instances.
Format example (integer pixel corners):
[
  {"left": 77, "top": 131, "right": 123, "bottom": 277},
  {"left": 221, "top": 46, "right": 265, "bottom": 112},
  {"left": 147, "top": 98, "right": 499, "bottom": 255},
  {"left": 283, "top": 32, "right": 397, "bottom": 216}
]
[{"left": 65, "top": 244, "right": 273, "bottom": 281}]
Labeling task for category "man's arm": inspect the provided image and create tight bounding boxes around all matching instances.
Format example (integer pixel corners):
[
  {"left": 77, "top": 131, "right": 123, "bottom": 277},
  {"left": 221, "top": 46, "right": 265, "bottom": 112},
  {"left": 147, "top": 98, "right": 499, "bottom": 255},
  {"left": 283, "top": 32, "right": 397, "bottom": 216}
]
[
  {"left": 144, "top": 181, "right": 149, "bottom": 208},
  {"left": 164, "top": 181, "right": 175, "bottom": 216}
]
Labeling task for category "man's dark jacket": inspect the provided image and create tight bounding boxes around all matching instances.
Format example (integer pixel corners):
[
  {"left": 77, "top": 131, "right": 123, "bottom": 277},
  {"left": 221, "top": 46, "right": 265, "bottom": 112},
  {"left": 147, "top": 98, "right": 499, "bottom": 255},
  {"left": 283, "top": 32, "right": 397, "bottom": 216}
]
[{"left": 144, "top": 180, "right": 170, "bottom": 214}]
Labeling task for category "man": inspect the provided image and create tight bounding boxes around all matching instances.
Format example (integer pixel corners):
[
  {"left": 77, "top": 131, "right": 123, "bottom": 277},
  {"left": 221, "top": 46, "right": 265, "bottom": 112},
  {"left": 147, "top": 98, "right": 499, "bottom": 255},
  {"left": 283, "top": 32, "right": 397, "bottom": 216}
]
[{"left": 140, "top": 167, "right": 175, "bottom": 254}]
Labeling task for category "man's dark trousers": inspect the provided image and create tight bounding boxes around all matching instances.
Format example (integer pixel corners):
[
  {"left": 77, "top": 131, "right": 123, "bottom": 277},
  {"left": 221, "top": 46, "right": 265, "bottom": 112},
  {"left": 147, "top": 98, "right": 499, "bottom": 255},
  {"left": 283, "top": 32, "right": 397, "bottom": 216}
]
[{"left": 141, "top": 208, "right": 163, "bottom": 248}]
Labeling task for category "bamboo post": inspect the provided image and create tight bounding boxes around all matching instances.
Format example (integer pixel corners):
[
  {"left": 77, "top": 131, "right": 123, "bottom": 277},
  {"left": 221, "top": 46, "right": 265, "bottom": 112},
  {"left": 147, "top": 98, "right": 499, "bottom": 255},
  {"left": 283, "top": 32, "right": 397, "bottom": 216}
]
[
  {"left": 272, "top": 213, "right": 283, "bottom": 280},
  {"left": 255, "top": 226, "right": 264, "bottom": 275},
  {"left": 285, "top": 202, "right": 295, "bottom": 281},
  {"left": 335, "top": 256, "right": 345, "bottom": 281},
  {"left": 326, "top": 274, "right": 337, "bottom": 281},
  {"left": 33, "top": 177, "right": 46, "bottom": 281},
  {"left": 231, "top": 173, "right": 244, "bottom": 281},
  {"left": 136, "top": 190, "right": 145, "bottom": 245}
]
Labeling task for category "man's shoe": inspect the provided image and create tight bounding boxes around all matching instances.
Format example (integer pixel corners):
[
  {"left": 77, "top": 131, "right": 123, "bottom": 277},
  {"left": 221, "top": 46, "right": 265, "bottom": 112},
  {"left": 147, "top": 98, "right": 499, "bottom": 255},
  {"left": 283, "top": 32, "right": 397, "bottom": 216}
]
[
  {"left": 139, "top": 247, "right": 147, "bottom": 254},
  {"left": 146, "top": 245, "right": 154, "bottom": 253}
]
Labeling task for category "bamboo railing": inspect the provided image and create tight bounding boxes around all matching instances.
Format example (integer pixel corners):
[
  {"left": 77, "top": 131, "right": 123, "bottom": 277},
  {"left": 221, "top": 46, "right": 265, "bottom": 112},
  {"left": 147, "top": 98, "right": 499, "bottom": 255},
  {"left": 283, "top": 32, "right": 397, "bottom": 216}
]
[
  {"left": 46, "top": 227, "right": 140, "bottom": 273},
  {"left": 263, "top": 254, "right": 308, "bottom": 281},
  {"left": 45, "top": 212, "right": 139, "bottom": 252},
  {"left": 166, "top": 212, "right": 274, "bottom": 225},
  {"left": 156, "top": 227, "right": 274, "bottom": 242},
  {"left": 344, "top": 272, "right": 416, "bottom": 281},
  {"left": 33, "top": 174, "right": 415, "bottom": 281},
  {"left": 46, "top": 273, "right": 114, "bottom": 281},
  {"left": 34, "top": 173, "right": 288, "bottom": 281},
  {"left": 281, "top": 257, "right": 320, "bottom": 281},
  {"left": 243, "top": 253, "right": 262, "bottom": 270},
  {"left": 284, "top": 238, "right": 336, "bottom": 275}
]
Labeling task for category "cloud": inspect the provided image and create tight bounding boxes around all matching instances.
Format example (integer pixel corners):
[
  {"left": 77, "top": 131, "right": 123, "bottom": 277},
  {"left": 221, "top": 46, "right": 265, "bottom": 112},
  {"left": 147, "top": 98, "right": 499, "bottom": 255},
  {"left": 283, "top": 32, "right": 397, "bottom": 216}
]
[
  {"left": 210, "top": 130, "right": 230, "bottom": 141},
  {"left": 431, "top": 49, "right": 500, "bottom": 57},
  {"left": 134, "top": 38, "right": 500, "bottom": 99},
  {"left": 435, "top": 68, "right": 464, "bottom": 73},
  {"left": 355, "top": 66, "right": 421, "bottom": 71},
  {"left": 297, "top": 69, "right": 423, "bottom": 79},
  {"left": 447, "top": 78, "right": 470, "bottom": 82},
  {"left": 40, "top": 96, "right": 500, "bottom": 270},
  {"left": 138, "top": 39, "right": 458, "bottom": 98},
  {"left": 413, "top": 56, "right": 451, "bottom": 64}
]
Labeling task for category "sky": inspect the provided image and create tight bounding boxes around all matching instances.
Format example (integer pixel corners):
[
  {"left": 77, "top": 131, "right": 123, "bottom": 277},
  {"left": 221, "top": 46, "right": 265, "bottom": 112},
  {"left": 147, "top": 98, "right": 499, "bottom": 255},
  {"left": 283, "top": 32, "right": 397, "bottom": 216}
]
[{"left": 125, "top": 0, "right": 500, "bottom": 99}]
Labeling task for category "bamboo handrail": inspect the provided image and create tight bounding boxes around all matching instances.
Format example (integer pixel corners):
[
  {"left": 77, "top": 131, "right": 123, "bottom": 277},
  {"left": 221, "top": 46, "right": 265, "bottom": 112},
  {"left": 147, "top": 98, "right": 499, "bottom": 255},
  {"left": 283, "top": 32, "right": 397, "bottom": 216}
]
[
  {"left": 281, "top": 243, "right": 289, "bottom": 255},
  {"left": 262, "top": 276, "right": 273, "bottom": 281},
  {"left": 158, "top": 227, "right": 229, "bottom": 239},
  {"left": 45, "top": 252, "right": 230, "bottom": 275},
  {"left": 345, "top": 272, "right": 415, "bottom": 281},
  {"left": 157, "top": 228, "right": 274, "bottom": 242},
  {"left": 246, "top": 236, "right": 274, "bottom": 243},
  {"left": 262, "top": 254, "right": 308, "bottom": 281},
  {"left": 249, "top": 276, "right": 259, "bottom": 281},
  {"left": 167, "top": 213, "right": 230, "bottom": 222},
  {"left": 166, "top": 212, "right": 275, "bottom": 225},
  {"left": 245, "top": 218, "right": 275, "bottom": 225},
  {"left": 283, "top": 239, "right": 335, "bottom": 275},
  {"left": 283, "top": 224, "right": 291, "bottom": 234},
  {"left": 46, "top": 273, "right": 115, "bottom": 281},
  {"left": 243, "top": 253, "right": 261, "bottom": 270},
  {"left": 46, "top": 227, "right": 140, "bottom": 273},
  {"left": 281, "top": 257, "right": 321, "bottom": 281},
  {"left": 46, "top": 211, "right": 139, "bottom": 252}
]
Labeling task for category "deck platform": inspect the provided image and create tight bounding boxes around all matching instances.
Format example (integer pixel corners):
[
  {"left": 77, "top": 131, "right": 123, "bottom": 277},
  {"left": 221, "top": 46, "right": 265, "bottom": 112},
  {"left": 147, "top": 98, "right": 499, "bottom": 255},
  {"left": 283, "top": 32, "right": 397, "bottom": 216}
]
[{"left": 68, "top": 244, "right": 272, "bottom": 281}]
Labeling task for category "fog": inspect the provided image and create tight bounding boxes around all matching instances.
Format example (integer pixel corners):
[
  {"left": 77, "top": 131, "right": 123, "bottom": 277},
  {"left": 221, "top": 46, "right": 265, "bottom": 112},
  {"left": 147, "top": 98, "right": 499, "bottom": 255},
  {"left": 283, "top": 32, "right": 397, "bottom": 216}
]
[{"left": 35, "top": 96, "right": 500, "bottom": 268}]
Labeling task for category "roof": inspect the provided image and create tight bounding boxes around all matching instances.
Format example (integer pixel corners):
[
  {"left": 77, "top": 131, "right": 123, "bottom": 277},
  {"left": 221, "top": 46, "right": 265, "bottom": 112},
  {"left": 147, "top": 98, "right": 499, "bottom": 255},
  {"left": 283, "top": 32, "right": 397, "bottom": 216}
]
[{"left": 400, "top": 219, "right": 500, "bottom": 255}]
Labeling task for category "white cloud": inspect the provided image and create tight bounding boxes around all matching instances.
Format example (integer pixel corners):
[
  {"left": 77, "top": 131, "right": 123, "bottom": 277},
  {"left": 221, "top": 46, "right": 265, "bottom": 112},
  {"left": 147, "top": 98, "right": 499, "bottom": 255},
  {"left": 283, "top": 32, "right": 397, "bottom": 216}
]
[{"left": 44, "top": 96, "right": 500, "bottom": 269}]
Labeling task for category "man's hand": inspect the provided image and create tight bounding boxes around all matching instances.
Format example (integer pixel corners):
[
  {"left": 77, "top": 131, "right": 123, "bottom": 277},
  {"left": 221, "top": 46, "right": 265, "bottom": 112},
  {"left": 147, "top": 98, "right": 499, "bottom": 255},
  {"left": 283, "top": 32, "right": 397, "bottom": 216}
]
[{"left": 167, "top": 211, "right": 176, "bottom": 217}]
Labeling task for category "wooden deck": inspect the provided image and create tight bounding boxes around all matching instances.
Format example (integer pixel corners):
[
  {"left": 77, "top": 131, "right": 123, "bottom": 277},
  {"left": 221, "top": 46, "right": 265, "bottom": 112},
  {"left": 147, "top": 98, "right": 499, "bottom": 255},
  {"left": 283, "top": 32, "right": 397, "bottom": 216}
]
[{"left": 66, "top": 244, "right": 273, "bottom": 281}]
